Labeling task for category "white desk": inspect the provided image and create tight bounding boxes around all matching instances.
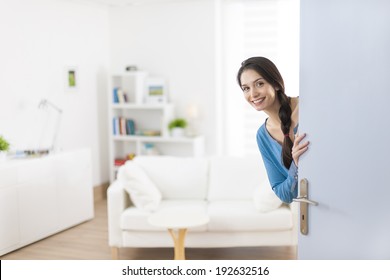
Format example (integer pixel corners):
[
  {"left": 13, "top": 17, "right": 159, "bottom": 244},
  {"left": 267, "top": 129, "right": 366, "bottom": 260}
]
[
  {"left": 148, "top": 210, "right": 209, "bottom": 260},
  {"left": 0, "top": 149, "right": 94, "bottom": 256}
]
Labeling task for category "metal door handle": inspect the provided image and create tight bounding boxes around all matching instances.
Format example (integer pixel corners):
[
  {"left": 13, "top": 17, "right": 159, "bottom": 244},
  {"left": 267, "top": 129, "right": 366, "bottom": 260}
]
[
  {"left": 293, "top": 196, "right": 318, "bottom": 206},
  {"left": 293, "top": 178, "right": 318, "bottom": 235}
]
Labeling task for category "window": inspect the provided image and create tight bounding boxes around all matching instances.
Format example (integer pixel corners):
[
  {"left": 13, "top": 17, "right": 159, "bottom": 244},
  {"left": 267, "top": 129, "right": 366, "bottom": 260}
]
[{"left": 219, "top": 0, "right": 300, "bottom": 156}]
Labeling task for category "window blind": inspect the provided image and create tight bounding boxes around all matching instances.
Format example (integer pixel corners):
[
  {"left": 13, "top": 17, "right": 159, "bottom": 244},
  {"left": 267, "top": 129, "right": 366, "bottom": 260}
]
[{"left": 220, "top": 0, "right": 300, "bottom": 156}]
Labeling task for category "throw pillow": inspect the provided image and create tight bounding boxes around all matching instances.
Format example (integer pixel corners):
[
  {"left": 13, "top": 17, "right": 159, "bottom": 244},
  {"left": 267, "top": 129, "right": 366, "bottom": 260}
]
[
  {"left": 253, "top": 178, "right": 283, "bottom": 212},
  {"left": 117, "top": 161, "right": 161, "bottom": 211}
]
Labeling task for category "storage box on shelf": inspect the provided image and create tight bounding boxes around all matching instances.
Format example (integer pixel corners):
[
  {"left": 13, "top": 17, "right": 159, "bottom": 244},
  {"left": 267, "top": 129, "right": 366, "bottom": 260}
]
[{"left": 108, "top": 72, "right": 205, "bottom": 182}]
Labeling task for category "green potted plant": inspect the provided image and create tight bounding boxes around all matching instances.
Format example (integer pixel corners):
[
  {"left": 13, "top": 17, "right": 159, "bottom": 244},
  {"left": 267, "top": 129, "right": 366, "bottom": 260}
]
[
  {"left": 168, "top": 118, "right": 187, "bottom": 137},
  {"left": 0, "top": 135, "right": 10, "bottom": 162}
]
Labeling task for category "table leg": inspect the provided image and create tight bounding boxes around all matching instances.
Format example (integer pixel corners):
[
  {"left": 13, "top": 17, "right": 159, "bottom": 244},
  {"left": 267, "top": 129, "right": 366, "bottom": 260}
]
[{"left": 168, "top": 228, "right": 187, "bottom": 260}]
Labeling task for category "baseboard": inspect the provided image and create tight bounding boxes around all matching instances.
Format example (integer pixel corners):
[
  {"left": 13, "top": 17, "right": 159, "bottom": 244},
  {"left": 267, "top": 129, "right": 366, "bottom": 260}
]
[{"left": 93, "top": 182, "right": 110, "bottom": 202}]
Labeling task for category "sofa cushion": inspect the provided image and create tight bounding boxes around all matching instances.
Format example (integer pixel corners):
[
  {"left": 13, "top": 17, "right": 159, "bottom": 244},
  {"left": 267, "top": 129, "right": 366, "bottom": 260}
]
[
  {"left": 253, "top": 178, "right": 283, "bottom": 212},
  {"left": 117, "top": 161, "right": 161, "bottom": 211},
  {"left": 208, "top": 201, "right": 293, "bottom": 231},
  {"left": 120, "top": 200, "right": 208, "bottom": 232},
  {"left": 134, "top": 156, "right": 209, "bottom": 200},
  {"left": 208, "top": 156, "right": 266, "bottom": 201}
]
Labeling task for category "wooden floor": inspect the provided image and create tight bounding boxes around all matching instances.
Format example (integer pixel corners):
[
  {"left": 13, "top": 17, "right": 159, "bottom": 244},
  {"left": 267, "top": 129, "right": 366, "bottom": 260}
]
[{"left": 1, "top": 199, "right": 297, "bottom": 260}]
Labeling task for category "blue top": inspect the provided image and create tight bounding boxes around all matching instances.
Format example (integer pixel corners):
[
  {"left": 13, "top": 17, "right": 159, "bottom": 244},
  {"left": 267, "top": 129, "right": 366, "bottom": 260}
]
[{"left": 256, "top": 120, "right": 299, "bottom": 203}]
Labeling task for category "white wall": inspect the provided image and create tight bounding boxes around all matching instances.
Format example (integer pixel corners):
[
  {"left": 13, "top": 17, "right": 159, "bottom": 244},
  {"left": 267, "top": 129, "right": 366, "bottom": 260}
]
[
  {"left": 0, "top": 0, "right": 219, "bottom": 188},
  {"left": 109, "top": 0, "right": 218, "bottom": 155},
  {"left": 0, "top": 0, "right": 110, "bottom": 186}
]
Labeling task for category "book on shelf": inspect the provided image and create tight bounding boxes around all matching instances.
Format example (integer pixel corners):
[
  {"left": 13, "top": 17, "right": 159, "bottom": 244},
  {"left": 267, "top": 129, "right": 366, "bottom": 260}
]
[
  {"left": 113, "top": 118, "right": 119, "bottom": 135},
  {"left": 114, "top": 153, "right": 136, "bottom": 166},
  {"left": 113, "top": 87, "right": 129, "bottom": 104},
  {"left": 126, "top": 119, "right": 135, "bottom": 135},
  {"left": 119, "top": 117, "right": 126, "bottom": 135},
  {"left": 112, "top": 117, "right": 161, "bottom": 137},
  {"left": 114, "top": 158, "right": 127, "bottom": 166},
  {"left": 112, "top": 117, "right": 136, "bottom": 135},
  {"left": 141, "top": 130, "right": 161, "bottom": 136},
  {"left": 113, "top": 88, "right": 119, "bottom": 103}
]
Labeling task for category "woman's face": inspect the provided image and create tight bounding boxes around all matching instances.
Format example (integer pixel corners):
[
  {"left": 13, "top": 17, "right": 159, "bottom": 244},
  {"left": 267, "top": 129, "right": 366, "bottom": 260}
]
[{"left": 240, "top": 69, "right": 278, "bottom": 111}]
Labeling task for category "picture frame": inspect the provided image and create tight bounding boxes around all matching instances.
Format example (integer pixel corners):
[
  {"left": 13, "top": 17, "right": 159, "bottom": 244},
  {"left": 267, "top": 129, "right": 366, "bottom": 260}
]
[
  {"left": 145, "top": 77, "right": 167, "bottom": 104},
  {"left": 64, "top": 66, "right": 78, "bottom": 92}
]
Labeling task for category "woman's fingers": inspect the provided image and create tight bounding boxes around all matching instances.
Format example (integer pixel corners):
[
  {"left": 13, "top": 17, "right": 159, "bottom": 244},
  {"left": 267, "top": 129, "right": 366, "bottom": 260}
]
[
  {"left": 295, "top": 140, "right": 310, "bottom": 151},
  {"left": 293, "top": 133, "right": 308, "bottom": 152},
  {"left": 292, "top": 132, "right": 310, "bottom": 165},
  {"left": 293, "top": 144, "right": 309, "bottom": 157},
  {"left": 294, "top": 133, "right": 306, "bottom": 144}
]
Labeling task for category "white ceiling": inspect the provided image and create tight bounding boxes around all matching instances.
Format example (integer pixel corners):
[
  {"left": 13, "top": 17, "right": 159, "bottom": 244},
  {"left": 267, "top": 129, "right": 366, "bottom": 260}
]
[{"left": 65, "top": 0, "right": 194, "bottom": 7}]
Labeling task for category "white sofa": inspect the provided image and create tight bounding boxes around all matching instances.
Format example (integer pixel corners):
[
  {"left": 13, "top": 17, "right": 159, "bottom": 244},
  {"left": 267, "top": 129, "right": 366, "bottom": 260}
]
[{"left": 107, "top": 155, "right": 298, "bottom": 259}]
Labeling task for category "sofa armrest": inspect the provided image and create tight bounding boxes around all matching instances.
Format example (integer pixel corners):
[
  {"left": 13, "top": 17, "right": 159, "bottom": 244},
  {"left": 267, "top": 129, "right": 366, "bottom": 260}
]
[{"left": 107, "top": 180, "right": 131, "bottom": 247}]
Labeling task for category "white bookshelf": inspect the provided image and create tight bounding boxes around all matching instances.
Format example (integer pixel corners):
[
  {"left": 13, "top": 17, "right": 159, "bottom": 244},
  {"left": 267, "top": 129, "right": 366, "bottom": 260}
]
[{"left": 108, "top": 72, "right": 205, "bottom": 182}]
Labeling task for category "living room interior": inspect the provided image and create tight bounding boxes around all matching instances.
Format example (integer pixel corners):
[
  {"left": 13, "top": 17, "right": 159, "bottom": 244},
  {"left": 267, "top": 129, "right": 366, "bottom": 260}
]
[{"left": 0, "top": 0, "right": 300, "bottom": 260}]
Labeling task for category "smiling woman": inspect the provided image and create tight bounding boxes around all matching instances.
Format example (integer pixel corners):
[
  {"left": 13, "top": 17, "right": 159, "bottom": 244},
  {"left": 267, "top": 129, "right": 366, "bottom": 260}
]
[{"left": 236, "top": 57, "right": 308, "bottom": 204}]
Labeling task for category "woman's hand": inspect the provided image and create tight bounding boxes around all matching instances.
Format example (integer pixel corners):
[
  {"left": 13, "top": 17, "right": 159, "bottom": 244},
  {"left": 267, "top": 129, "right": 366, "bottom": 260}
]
[{"left": 292, "top": 133, "right": 310, "bottom": 166}]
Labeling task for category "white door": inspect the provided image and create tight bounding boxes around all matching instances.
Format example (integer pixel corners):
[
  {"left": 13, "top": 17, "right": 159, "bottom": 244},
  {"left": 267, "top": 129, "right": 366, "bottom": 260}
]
[{"left": 298, "top": 0, "right": 390, "bottom": 259}]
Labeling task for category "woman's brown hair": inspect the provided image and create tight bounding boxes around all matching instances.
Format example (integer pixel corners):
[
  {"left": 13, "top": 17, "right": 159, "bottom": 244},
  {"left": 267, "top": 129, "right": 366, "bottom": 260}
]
[{"left": 237, "top": 57, "right": 293, "bottom": 168}]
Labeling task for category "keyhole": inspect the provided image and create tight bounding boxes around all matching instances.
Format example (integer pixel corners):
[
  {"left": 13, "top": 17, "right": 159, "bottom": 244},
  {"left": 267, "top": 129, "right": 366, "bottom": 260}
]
[{"left": 302, "top": 214, "right": 305, "bottom": 220}]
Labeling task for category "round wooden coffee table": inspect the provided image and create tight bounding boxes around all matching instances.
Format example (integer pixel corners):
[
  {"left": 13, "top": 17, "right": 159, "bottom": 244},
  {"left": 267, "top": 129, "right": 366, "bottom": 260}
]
[{"left": 148, "top": 210, "right": 209, "bottom": 260}]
